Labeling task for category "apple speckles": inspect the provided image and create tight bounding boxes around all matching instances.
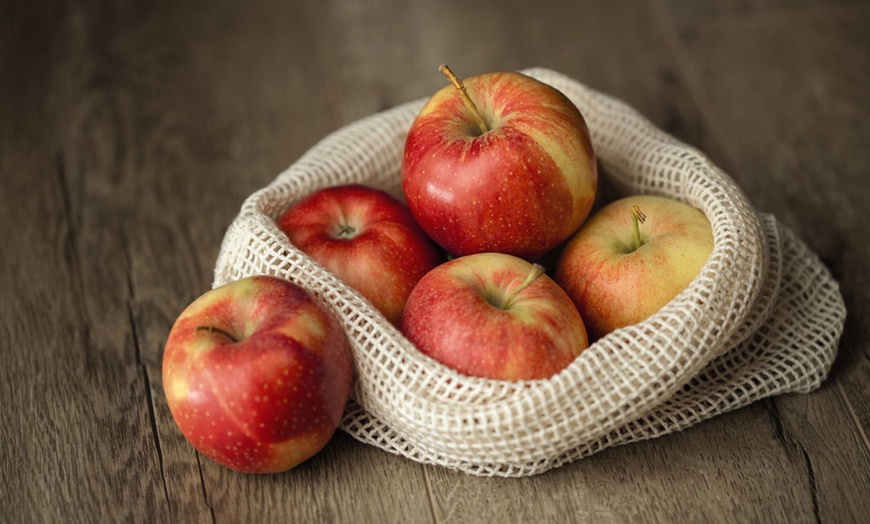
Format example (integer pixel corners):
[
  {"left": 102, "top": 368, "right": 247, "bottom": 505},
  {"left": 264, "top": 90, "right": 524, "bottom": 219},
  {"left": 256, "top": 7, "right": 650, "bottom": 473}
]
[
  {"left": 162, "top": 276, "right": 352, "bottom": 473},
  {"left": 403, "top": 253, "right": 588, "bottom": 380}
]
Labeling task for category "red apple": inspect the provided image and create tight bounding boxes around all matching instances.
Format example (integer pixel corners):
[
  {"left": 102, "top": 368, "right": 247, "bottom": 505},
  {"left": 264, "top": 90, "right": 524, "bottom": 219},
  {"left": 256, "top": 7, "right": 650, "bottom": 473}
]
[
  {"left": 402, "top": 65, "right": 598, "bottom": 260},
  {"left": 277, "top": 184, "right": 442, "bottom": 325},
  {"left": 162, "top": 275, "right": 353, "bottom": 473},
  {"left": 401, "top": 252, "right": 589, "bottom": 381},
  {"left": 555, "top": 195, "right": 714, "bottom": 340}
]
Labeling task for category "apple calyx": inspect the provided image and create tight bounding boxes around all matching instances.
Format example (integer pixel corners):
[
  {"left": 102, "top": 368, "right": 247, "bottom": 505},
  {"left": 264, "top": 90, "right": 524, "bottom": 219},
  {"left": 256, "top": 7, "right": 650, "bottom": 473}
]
[
  {"left": 195, "top": 325, "right": 239, "bottom": 343},
  {"left": 498, "top": 263, "right": 546, "bottom": 310},
  {"left": 630, "top": 204, "right": 647, "bottom": 251},
  {"left": 336, "top": 224, "right": 357, "bottom": 239},
  {"left": 439, "top": 64, "right": 489, "bottom": 135}
]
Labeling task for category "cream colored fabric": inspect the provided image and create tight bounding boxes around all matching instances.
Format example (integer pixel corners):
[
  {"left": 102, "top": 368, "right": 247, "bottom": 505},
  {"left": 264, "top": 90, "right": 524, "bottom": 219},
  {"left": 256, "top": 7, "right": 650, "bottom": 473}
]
[{"left": 213, "top": 69, "right": 846, "bottom": 477}]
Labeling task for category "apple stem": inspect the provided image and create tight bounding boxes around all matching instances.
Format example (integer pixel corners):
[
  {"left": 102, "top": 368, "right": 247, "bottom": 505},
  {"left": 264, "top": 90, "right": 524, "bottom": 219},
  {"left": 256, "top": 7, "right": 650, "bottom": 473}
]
[
  {"left": 439, "top": 64, "right": 489, "bottom": 135},
  {"left": 631, "top": 205, "right": 647, "bottom": 250},
  {"left": 196, "top": 325, "right": 239, "bottom": 343},
  {"left": 501, "top": 263, "right": 546, "bottom": 310}
]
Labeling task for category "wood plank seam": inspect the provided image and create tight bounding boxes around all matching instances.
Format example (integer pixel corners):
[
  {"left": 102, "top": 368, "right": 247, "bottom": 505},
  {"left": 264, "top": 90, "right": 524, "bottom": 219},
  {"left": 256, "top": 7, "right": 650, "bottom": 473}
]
[
  {"left": 54, "top": 151, "right": 95, "bottom": 368},
  {"left": 765, "top": 399, "right": 820, "bottom": 521},
  {"left": 119, "top": 209, "right": 173, "bottom": 507},
  {"left": 836, "top": 381, "right": 870, "bottom": 455},
  {"left": 798, "top": 443, "right": 823, "bottom": 524},
  {"left": 194, "top": 453, "right": 218, "bottom": 524},
  {"left": 421, "top": 466, "right": 441, "bottom": 524}
]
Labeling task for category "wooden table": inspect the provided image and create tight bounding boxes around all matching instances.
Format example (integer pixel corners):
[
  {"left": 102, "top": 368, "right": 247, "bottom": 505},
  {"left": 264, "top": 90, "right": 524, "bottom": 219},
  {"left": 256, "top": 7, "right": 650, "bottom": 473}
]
[{"left": 3, "top": 1, "right": 868, "bottom": 522}]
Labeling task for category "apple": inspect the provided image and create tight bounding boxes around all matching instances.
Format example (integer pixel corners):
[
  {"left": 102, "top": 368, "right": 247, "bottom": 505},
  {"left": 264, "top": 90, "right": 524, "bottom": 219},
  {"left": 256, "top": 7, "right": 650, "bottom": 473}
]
[
  {"left": 277, "top": 184, "right": 442, "bottom": 325},
  {"left": 555, "top": 195, "right": 714, "bottom": 340},
  {"left": 162, "top": 275, "right": 353, "bottom": 474},
  {"left": 402, "top": 65, "right": 598, "bottom": 260},
  {"left": 401, "top": 252, "right": 589, "bottom": 381}
]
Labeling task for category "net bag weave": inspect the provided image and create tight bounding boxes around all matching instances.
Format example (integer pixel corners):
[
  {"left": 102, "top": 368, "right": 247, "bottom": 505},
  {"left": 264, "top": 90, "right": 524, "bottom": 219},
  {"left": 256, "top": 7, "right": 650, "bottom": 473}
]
[{"left": 213, "top": 68, "right": 846, "bottom": 477}]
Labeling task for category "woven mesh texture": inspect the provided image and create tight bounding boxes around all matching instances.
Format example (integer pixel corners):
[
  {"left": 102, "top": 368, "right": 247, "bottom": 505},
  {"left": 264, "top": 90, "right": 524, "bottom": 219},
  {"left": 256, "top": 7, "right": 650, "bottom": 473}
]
[{"left": 213, "top": 69, "right": 846, "bottom": 477}]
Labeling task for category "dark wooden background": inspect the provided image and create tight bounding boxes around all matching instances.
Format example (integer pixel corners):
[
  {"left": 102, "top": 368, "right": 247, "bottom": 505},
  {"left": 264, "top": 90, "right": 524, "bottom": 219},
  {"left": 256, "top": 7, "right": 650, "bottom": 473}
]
[{"left": 2, "top": 0, "right": 869, "bottom": 522}]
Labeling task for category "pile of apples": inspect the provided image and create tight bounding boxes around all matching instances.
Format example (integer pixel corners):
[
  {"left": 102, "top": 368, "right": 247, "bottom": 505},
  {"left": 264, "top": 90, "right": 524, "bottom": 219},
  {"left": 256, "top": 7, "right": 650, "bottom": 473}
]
[{"left": 162, "top": 66, "right": 714, "bottom": 474}]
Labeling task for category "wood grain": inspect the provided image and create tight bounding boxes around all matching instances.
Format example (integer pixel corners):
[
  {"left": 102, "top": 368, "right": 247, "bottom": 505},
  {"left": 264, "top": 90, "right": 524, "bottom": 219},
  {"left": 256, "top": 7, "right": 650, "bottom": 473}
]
[
  {"left": 666, "top": 2, "right": 870, "bottom": 520},
  {"left": 2, "top": 0, "right": 868, "bottom": 522}
]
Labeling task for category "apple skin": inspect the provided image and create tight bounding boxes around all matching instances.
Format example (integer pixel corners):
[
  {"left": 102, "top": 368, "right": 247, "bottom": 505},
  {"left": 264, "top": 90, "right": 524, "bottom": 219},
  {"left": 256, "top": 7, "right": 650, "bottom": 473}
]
[
  {"left": 277, "top": 184, "right": 442, "bottom": 325},
  {"left": 401, "top": 252, "right": 589, "bottom": 381},
  {"left": 402, "top": 70, "right": 598, "bottom": 260},
  {"left": 555, "top": 195, "right": 714, "bottom": 340},
  {"left": 162, "top": 275, "right": 353, "bottom": 474}
]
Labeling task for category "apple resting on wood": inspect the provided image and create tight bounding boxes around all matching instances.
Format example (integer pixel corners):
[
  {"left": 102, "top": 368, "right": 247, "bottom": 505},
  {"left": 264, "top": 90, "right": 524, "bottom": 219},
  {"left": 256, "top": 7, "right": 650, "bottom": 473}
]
[
  {"left": 162, "top": 276, "right": 353, "bottom": 473},
  {"left": 555, "top": 195, "right": 714, "bottom": 340},
  {"left": 277, "top": 184, "right": 442, "bottom": 325},
  {"left": 401, "top": 252, "right": 589, "bottom": 381},
  {"left": 402, "top": 65, "right": 598, "bottom": 260}
]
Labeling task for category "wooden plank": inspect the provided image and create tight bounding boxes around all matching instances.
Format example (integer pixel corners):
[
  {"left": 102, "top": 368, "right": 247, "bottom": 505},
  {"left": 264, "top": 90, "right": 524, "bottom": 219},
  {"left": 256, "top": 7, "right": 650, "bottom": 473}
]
[
  {"left": 194, "top": 432, "right": 432, "bottom": 522},
  {"left": 0, "top": 2, "right": 182, "bottom": 520},
  {"left": 424, "top": 404, "right": 827, "bottom": 523},
  {"left": 666, "top": 2, "right": 870, "bottom": 521}
]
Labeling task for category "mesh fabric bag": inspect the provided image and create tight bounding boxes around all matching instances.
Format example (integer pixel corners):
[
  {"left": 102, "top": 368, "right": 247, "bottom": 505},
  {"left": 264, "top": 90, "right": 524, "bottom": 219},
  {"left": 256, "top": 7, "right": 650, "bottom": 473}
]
[{"left": 213, "top": 68, "right": 846, "bottom": 477}]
